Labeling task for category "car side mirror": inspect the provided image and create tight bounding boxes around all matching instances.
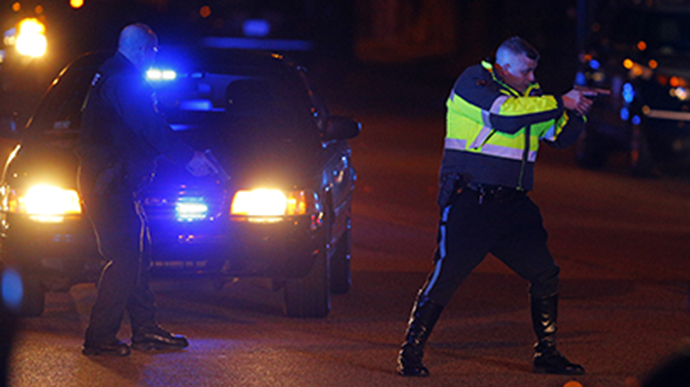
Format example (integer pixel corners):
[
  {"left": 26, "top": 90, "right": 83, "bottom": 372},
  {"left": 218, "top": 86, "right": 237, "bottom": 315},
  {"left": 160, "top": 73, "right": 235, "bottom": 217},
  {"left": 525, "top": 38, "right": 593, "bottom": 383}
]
[{"left": 322, "top": 116, "right": 361, "bottom": 142}]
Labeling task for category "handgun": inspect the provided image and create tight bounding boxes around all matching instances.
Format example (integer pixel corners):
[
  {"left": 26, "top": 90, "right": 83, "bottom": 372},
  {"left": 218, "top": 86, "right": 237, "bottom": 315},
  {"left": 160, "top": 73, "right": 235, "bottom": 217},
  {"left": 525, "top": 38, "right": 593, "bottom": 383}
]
[{"left": 575, "top": 85, "right": 611, "bottom": 99}]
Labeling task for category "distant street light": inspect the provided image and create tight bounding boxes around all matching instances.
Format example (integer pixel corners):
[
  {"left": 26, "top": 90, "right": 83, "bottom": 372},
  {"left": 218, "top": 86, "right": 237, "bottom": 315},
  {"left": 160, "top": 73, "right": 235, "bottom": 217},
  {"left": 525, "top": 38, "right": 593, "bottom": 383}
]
[
  {"left": 70, "top": 0, "right": 85, "bottom": 9},
  {"left": 15, "top": 18, "right": 47, "bottom": 58}
]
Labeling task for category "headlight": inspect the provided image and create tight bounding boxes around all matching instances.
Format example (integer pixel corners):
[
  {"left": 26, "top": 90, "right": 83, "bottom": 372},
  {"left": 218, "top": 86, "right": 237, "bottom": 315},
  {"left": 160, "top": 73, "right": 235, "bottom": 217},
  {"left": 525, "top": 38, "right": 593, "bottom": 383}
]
[
  {"left": 230, "top": 188, "right": 320, "bottom": 221},
  {"left": 7, "top": 184, "right": 81, "bottom": 223}
]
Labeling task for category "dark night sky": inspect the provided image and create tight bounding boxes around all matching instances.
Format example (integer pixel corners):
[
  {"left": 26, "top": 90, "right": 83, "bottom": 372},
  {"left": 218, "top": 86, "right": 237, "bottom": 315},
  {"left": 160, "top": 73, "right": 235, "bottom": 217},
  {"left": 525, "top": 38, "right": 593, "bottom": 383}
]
[{"left": 1, "top": 0, "right": 583, "bottom": 96}]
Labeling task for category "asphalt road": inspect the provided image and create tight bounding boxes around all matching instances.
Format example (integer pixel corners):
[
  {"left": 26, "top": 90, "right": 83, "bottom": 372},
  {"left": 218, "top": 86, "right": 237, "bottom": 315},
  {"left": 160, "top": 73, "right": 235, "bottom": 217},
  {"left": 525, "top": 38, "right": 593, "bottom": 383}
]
[{"left": 5, "top": 81, "right": 690, "bottom": 386}]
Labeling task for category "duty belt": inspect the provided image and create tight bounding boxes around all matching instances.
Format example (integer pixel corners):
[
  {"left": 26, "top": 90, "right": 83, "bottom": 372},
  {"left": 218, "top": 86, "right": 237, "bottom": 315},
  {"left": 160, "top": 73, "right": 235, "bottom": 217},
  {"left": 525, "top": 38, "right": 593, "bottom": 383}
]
[{"left": 465, "top": 183, "right": 523, "bottom": 204}]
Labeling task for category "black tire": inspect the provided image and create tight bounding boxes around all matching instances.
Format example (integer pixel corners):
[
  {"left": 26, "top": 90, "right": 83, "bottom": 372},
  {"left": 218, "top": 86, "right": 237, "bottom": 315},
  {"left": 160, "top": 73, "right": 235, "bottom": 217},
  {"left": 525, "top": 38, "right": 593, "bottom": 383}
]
[
  {"left": 330, "top": 220, "right": 351, "bottom": 295},
  {"left": 283, "top": 248, "right": 330, "bottom": 318},
  {"left": 18, "top": 273, "right": 45, "bottom": 317}
]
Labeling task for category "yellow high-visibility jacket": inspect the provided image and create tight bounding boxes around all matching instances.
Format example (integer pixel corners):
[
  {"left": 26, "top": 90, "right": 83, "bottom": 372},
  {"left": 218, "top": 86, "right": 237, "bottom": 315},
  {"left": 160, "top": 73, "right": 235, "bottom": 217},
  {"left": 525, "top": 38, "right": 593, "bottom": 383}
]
[{"left": 441, "top": 61, "right": 584, "bottom": 191}]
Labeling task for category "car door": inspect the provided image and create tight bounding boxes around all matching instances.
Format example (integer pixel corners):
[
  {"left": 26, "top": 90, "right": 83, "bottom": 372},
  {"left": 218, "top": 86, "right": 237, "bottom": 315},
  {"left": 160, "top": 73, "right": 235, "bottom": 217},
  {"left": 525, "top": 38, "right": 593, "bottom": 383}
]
[{"left": 299, "top": 72, "right": 355, "bottom": 247}]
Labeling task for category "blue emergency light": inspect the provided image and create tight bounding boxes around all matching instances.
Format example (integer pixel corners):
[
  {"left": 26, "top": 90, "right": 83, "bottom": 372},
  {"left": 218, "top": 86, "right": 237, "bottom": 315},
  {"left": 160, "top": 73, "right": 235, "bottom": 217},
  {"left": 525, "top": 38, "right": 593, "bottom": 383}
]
[
  {"left": 147, "top": 69, "right": 177, "bottom": 81},
  {"left": 175, "top": 197, "right": 208, "bottom": 221}
]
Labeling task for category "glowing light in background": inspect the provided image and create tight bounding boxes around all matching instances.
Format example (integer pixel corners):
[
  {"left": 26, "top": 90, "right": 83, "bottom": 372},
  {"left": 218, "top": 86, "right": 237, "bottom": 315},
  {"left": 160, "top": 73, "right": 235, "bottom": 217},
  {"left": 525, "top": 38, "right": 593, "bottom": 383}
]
[
  {"left": 11, "top": 2, "right": 20, "bottom": 12},
  {"left": 574, "top": 71, "right": 586, "bottom": 86},
  {"left": 70, "top": 0, "right": 85, "bottom": 9},
  {"left": 2, "top": 268, "right": 23, "bottom": 311},
  {"left": 622, "top": 83, "right": 635, "bottom": 103},
  {"left": 16, "top": 18, "right": 47, "bottom": 57},
  {"left": 671, "top": 87, "right": 688, "bottom": 101},
  {"left": 623, "top": 58, "right": 634, "bottom": 70},
  {"left": 243, "top": 19, "right": 271, "bottom": 37},
  {"left": 589, "top": 59, "right": 600, "bottom": 70},
  {"left": 3, "top": 28, "right": 17, "bottom": 47},
  {"left": 200, "top": 5, "right": 211, "bottom": 18},
  {"left": 637, "top": 40, "right": 647, "bottom": 51},
  {"left": 648, "top": 59, "right": 658, "bottom": 69}
]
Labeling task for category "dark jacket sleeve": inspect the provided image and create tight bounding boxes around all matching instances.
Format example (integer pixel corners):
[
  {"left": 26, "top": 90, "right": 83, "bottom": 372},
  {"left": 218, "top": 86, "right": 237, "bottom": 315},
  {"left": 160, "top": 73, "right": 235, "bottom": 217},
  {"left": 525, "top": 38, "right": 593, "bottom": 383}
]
[
  {"left": 544, "top": 112, "right": 586, "bottom": 149},
  {"left": 102, "top": 72, "right": 195, "bottom": 165}
]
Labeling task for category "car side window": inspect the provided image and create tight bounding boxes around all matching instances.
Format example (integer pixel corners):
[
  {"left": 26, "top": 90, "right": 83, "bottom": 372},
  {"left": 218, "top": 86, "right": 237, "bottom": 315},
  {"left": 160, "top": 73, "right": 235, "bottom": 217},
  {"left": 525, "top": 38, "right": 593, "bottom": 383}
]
[
  {"left": 27, "top": 67, "right": 96, "bottom": 139},
  {"left": 297, "top": 71, "right": 331, "bottom": 133},
  {"left": 155, "top": 72, "right": 320, "bottom": 145}
]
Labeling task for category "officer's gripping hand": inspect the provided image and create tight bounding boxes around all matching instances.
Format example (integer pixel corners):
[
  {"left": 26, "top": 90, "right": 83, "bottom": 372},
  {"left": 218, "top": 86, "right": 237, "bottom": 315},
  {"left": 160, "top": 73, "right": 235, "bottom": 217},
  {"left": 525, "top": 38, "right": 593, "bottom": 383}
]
[
  {"left": 562, "top": 88, "right": 595, "bottom": 116},
  {"left": 185, "top": 151, "right": 219, "bottom": 177}
]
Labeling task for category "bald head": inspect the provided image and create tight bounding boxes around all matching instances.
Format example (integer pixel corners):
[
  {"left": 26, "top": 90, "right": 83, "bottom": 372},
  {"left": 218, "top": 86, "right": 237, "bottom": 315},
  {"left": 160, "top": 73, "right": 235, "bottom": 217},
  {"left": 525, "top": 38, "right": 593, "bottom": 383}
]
[{"left": 118, "top": 23, "right": 158, "bottom": 71}]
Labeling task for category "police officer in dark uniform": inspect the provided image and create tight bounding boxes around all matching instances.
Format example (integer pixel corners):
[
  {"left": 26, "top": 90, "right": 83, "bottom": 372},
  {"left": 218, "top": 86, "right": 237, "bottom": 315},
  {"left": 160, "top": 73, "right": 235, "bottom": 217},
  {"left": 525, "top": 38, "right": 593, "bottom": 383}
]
[
  {"left": 397, "top": 36, "right": 597, "bottom": 376},
  {"left": 78, "top": 23, "right": 216, "bottom": 356}
]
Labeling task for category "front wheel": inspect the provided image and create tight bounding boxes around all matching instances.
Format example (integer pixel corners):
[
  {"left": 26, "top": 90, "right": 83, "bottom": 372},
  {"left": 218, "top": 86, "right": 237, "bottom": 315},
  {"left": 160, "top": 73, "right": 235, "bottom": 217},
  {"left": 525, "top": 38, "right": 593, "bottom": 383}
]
[{"left": 283, "top": 247, "right": 331, "bottom": 318}]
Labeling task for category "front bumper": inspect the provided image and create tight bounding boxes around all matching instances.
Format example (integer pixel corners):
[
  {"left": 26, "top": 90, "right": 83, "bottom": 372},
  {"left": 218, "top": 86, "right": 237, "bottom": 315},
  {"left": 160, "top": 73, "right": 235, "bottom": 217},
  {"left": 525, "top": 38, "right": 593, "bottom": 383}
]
[
  {"left": 0, "top": 213, "right": 101, "bottom": 286},
  {"left": 1, "top": 208, "right": 323, "bottom": 285},
  {"left": 148, "top": 215, "right": 323, "bottom": 279}
]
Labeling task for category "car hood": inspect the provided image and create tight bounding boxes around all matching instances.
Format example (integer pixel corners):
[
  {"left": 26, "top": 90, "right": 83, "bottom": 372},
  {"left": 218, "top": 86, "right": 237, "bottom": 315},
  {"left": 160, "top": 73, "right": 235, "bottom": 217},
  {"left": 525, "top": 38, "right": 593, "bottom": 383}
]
[{"left": 6, "top": 130, "right": 321, "bottom": 196}]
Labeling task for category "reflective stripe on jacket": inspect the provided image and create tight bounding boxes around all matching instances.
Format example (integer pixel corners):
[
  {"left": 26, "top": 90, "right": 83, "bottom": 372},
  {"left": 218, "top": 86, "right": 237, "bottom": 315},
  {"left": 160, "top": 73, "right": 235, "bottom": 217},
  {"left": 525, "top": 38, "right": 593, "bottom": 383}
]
[{"left": 441, "top": 60, "right": 584, "bottom": 191}]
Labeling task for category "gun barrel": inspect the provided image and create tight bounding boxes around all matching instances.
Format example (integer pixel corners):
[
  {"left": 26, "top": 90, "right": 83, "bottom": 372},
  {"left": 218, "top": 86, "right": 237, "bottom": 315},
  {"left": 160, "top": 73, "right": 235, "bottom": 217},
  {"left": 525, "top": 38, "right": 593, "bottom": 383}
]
[{"left": 575, "top": 85, "right": 611, "bottom": 96}]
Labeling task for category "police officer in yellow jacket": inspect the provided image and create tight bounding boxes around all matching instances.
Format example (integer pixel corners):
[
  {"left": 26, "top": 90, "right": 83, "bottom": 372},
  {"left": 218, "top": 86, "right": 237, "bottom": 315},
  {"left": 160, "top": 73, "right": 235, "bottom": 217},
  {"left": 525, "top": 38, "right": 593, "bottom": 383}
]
[{"left": 397, "top": 36, "right": 595, "bottom": 376}]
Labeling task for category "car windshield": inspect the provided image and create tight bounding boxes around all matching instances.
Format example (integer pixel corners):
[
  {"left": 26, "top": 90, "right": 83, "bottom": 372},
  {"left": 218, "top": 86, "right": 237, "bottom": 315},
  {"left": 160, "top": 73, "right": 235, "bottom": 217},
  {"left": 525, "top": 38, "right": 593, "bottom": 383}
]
[
  {"left": 153, "top": 71, "right": 314, "bottom": 139},
  {"left": 25, "top": 49, "right": 320, "bottom": 148}
]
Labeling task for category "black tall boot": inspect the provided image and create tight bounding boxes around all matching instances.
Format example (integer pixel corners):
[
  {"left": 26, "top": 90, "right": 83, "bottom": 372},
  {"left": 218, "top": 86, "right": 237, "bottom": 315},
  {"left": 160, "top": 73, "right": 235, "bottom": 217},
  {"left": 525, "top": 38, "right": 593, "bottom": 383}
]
[
  {"left": 397, "top": 296, "right": 444, "bottom": 377},
  {"left": 531, "top": 294, "right": 585, "bottom": 375}
]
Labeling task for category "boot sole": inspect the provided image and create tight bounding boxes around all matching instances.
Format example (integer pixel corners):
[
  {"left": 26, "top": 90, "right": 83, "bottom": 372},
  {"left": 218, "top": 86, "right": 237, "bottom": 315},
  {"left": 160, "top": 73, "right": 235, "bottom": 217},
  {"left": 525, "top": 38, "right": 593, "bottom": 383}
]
[
  {"left": 82, "top": 347, "right": 131, "bottom": 357},
  {"left": 533, "top": 366, "right": 585, "bottom": 375},
  {"left": 397, "top": 366, "right": 430, "bottom": 377},
  {"left": 131, "top": 341, "right": 188, "bottom": 351}
]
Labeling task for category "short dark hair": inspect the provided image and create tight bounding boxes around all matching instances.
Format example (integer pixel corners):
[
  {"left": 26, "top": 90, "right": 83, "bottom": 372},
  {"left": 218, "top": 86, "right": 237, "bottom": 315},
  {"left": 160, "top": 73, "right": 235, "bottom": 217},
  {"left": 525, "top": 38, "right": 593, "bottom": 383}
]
[{"left": 497, "top": 36, "right": 540, "bottom": 61}]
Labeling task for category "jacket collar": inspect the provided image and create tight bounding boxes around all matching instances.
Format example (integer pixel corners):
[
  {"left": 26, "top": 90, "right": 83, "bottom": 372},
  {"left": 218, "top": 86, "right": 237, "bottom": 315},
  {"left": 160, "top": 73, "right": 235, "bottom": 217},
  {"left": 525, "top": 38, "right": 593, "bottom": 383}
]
[{"left": 481, "top": 60, "right": 540, "bottom": 97}]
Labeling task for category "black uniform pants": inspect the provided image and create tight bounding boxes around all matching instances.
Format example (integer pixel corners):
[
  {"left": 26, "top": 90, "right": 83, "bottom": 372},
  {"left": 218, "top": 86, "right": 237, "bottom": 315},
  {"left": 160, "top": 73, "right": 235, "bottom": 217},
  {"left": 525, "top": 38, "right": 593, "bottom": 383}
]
[
  {"left": 82, "top": 188, "right": 157, "bottom": 344},
  {"left": 419, "top": 187, "right": 560, "bottom": 307}
]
